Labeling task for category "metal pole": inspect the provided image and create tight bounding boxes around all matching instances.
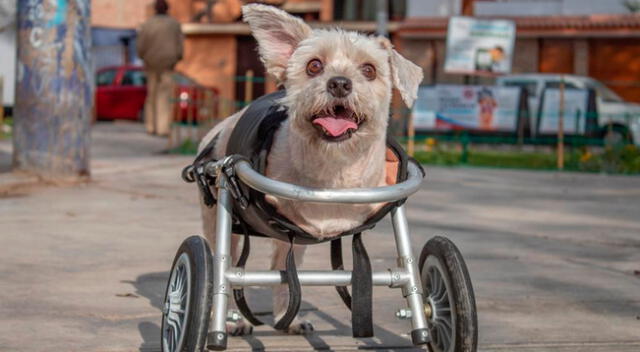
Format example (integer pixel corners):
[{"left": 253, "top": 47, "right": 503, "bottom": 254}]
[
  {"left": 391, "top": 206, "right": 430, "bottom": 345},
  {"left": 244, "top": 69, "right": 254, "bottom": 105},
  {"left": 225, "top": 269, "right": 410, "bottom": 287},
  {"left": 0, "top": 75, "right": 4, "bottom": 125},
  {"left": 14, "top": 0, "right": 92, "bottom": 178},
  {"left": 208, "top": 175, "right": 232, "bottom": 349},
  {"left": 408, "top": 110, "right": 415, "bottom": 157},
  {"left": 376, "top": 0, "right": 388, "bottom": 37},
  {"left": 557, "top": 76, "right": 565, "bottom": 170}
]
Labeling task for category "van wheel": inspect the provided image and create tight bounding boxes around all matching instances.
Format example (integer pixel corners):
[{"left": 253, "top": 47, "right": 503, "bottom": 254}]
[{"left": 603, "top": 126, "right": 629, "bottom": 146}]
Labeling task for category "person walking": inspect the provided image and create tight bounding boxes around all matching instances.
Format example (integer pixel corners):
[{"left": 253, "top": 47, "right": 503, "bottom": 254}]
[{"left": 136, "top": 0, "right": 183, "bottom": 136}]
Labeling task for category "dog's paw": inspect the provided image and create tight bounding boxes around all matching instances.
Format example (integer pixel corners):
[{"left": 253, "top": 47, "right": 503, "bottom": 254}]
[
  {"left": 226, "top": 318, "right": 254, "bottom": 336},
  {"left": 285, "top": 318, "right": 314, "bottom": 335}
]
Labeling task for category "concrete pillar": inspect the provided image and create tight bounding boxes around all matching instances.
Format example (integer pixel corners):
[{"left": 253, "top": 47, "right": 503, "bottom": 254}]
[{"left": 14, "top": 0, "right": 92, "bottom": 178}]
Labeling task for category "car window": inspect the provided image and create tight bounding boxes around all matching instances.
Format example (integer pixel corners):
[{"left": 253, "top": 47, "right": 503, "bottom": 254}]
[
  {"left": 502, "top": 80, "right": 538, "bottom": 97},
  {"left": 122, "top": 70, "right": 146, "bottom": 86},
  {"left": 544, "top": 80, "right": 579, "bottom": 90},
  {"left": 96, "top": 69, "right": 117, "bottom": 86},
  {"left": 584, "top": 79, "right": 623, "bottom": 103}
]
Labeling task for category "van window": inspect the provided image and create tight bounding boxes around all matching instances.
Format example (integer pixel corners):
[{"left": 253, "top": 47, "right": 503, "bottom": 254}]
[
  {"left": 584, "top": 79, "right": 622, "bottom": 103},
  {"left": 502, "top": 80, "right": 538, "bottom": 97},
  {"left": 544, "top": 81, "right": 579, "bottom": 90}
]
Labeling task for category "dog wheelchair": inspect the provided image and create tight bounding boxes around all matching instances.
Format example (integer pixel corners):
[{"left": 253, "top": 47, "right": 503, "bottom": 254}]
[{"left": 163, "top": 150, "right": 477, "bottom": 351}]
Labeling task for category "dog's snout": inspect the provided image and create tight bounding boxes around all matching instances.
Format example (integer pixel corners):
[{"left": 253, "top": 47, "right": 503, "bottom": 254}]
[{"left": 327, "top": 76, "right": 352, "bottom": 98}]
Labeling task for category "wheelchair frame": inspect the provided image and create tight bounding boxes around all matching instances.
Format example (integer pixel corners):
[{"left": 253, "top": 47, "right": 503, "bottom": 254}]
[
  {"left": 203, "top": 157, "right": 429, "bottom": 349},
  {"left": 165, "top": 156, "right": 478, "bottom": 352}
]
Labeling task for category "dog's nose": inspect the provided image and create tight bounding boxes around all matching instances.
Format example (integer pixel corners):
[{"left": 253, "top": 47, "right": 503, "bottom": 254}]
[{"left": 327, "top": 76, "right": 352, "bottom": 98}]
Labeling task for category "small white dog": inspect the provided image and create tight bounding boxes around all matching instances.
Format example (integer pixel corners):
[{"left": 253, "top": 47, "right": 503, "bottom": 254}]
[{"left": 199, "top": 3, "right": 423, "bottom": 335}]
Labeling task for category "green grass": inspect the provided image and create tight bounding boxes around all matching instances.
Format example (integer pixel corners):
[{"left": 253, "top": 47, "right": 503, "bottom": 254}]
[
  {"left": 170, "top": 134, "right": 640, "bottom": 175},
  {"left": 170, "top": 138, "right": 199, "bottom": 155},
  {"left": 413, "top": 145, "right": 640, "bottom": 174},
  {"left": 0, "top": 117, "right": 12, "bottom": 139}
]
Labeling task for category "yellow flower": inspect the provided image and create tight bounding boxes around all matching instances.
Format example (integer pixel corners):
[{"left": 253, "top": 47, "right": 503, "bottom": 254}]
[
  {"left": 580, "top": 152, "right": 592, "bottom": 163},
  {"left": 426, "top": 137, "right": 437, "bottom": 147}
]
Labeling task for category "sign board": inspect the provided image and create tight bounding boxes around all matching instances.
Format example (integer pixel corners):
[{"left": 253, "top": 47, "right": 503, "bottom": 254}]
[
  {"left": 412, "top": 85, "right": 523, "bottom": 132},
  {"left": 538, "top": 88, "right": 590, "bottom": 134},
  {"left": 445, "top": 16, "right": 516, "bottom": 75}
]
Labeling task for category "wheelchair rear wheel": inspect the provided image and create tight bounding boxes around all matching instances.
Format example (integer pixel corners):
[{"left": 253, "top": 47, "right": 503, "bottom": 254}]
[
  {"left": 161, "top": 236, "right": 214, "bottom": 352},
  {"left": 419, "top": 236, "right": 477, "bottom": 352}
]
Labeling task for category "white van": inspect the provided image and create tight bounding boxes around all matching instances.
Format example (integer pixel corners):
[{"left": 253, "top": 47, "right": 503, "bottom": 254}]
[{"left": 496, "top": 74, "right": 640, "bottom": 145}]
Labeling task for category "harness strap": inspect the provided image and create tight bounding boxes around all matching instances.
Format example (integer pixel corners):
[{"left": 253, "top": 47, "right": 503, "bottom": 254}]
[
  {"left": 330, "top": 235, "right": 374, "bottom": 337},
  {"left": 273, "top": 236, "right": 302, "bottom": 331},
  {"left": 351, "top": 233, "right": 374, "bottom": 337},
  {"left": 330, "top": 238, "right": 352, "bottom": 309},
  {"left": 232, "top": 225, "right": 264, "bottom": 326}
]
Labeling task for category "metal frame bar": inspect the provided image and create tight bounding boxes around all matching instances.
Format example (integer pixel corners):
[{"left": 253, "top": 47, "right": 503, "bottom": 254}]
[
  {"left": 225, "top": 268, "right": 411, "bottom": 287},
  {"left": 206, "top": 159, "right": 430, "bottom": 349},
  {"left": 205, "top": 158, "right": 424, "bottom": 203}
]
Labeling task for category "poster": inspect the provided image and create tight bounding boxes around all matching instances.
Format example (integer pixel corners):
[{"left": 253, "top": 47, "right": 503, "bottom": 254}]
[
  {"left": 538, "top": 89, "right": 590, "bottom": 134},
  {"left": 412, "top": 85, "right": 522, "bottom": 132},
  {"left": 445, "top": 16, "right": 516, "bottom": 75}
]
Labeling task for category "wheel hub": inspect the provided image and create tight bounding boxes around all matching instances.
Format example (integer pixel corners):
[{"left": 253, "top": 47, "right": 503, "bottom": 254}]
[{"left": 424, "top": 301, "right": 433, "bottom": 319}]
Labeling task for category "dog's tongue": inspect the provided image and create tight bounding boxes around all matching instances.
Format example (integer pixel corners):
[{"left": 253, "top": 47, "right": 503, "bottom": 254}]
[{"left": 313, "top": 117, "right": 358, "bottom": 137}]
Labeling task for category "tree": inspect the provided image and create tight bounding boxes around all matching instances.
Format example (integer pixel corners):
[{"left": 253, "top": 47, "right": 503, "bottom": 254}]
[{"left": 14, "top": 0, "right": 92, "bottom": 178}]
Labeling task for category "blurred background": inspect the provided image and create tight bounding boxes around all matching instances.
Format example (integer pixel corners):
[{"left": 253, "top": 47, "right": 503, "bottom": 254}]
[
  {"left": 1, "top": 0, "right": 640, "bottom": 176},
  {"left": 1, "top": 2, "right": 639, "bottom": 351}
]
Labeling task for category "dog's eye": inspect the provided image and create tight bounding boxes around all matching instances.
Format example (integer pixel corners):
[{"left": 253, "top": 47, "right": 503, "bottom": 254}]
[
  {"left": 361, "top": 64, "right": 376, "bottom": 80},
  {"left": 306, "top": 59, "right": 324, "bottom": 77}
]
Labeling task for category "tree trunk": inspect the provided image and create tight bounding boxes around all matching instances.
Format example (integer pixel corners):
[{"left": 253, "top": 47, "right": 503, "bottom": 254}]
[{"left": 14, "top": 0, "right": 92, "bottom": 178}]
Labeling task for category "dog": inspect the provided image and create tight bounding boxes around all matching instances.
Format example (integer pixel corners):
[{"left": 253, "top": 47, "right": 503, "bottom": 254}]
[{"left": 199, "top": 3, "right": 423, "bottom": 335}]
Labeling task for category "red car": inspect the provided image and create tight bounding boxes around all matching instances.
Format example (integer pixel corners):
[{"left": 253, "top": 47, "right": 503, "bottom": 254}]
[{"left": 95, "top": 65, "right": 218, "bottom": 122}]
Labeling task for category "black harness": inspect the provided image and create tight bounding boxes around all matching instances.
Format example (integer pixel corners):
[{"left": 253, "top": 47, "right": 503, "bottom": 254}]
[{"left": 185, "top": 90, "right": 421, "bottom": 337}]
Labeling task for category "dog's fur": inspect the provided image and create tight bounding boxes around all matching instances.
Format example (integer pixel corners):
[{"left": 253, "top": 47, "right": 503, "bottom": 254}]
[{"left": 199, "top": 4, "right": 423, "bottom": 335}]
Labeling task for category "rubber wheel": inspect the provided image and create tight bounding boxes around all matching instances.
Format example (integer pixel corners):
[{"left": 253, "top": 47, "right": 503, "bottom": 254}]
[
  {"left": 161, "top": 236, "right": 214, "bottom": 352},
  {"left": 418, "top": 236, "right": 477, "bottom": 352},
  {"left": 603, "top": 126, "right": 629, "bottom": 147}
]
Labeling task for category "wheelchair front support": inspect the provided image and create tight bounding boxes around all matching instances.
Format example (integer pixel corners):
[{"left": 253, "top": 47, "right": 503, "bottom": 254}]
[{"left": 205, "top": 158, "right": 430, "bottom": 350}]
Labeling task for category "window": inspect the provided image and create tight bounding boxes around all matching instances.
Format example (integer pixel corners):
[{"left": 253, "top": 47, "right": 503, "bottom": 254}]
[
  {"left": 333, "top": 0, "right": 405, "bottom": 21},
  {"left": 122, "top": 70, "right": 146, "bottom": 86},
  {"left": 584, "top": 79, "right": 622, "bottom": 103},
  {"left": 96, "top": 69, "right": 116, "bottom": 86},
  {"left": 503, "top": 80, "right": 538, "bottom": 97},
  {"left": 544, "top": 80, "right": 579, "bottom": 90}
]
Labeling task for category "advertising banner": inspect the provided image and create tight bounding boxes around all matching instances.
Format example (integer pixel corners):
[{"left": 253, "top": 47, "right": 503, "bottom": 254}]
[
  {"left": 538, "top": 88, "right": 590, "bottom": 134},
  {"left": 445, "top": 16, "right": 516, "bottom": 75},
  {"left": 412, "top": 85, "right": 522, "bottom": 132}
]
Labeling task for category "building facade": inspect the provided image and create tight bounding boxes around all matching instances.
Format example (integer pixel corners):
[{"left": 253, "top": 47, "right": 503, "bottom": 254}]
[{"left": 401, "top": 0, "right": 640, "bottom": 102}]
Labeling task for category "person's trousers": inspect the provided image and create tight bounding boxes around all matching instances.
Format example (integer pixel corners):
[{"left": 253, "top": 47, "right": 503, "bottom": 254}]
[{"left": 145, "top": 70, "right": 174, "bottom": 136}]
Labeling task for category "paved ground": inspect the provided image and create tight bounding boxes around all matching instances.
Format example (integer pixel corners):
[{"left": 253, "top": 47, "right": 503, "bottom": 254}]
[{"left": 1, "top": 122, "right": 639, "bottom": 351}]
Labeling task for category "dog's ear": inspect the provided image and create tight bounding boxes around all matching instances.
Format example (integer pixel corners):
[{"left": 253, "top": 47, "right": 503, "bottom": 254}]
[
  {"left": 242, "top": 4, "right": 312, "bottom": 82},
  {"left": 378, "top": 37, "right": 424, "bottom": 107}
]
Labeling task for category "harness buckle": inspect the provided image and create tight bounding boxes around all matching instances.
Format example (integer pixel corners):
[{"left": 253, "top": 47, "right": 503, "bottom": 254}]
[{"left": 221, "top": 156, "right": 249, "bottom": 209}]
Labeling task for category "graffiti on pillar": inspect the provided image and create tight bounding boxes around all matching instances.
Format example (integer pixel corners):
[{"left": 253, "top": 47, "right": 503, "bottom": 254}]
[{"left": 15, "top": 0, "right": 92, "bottom": 175}]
